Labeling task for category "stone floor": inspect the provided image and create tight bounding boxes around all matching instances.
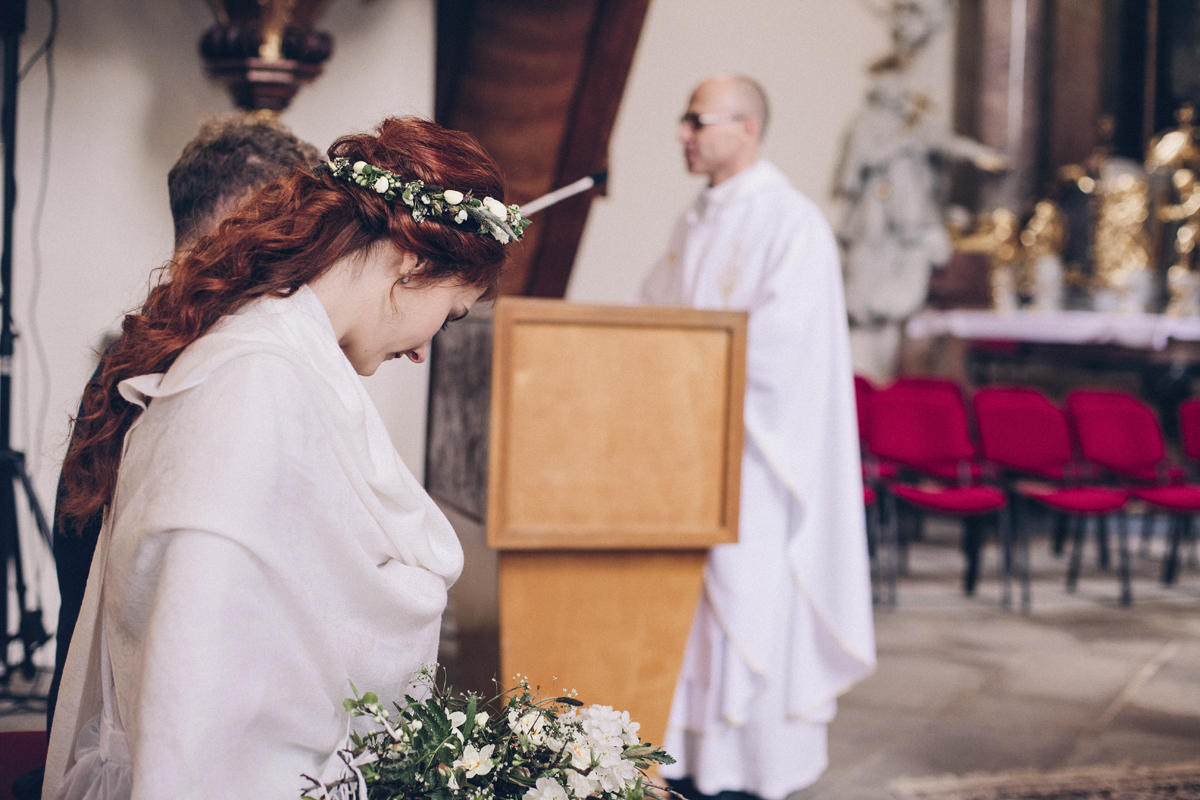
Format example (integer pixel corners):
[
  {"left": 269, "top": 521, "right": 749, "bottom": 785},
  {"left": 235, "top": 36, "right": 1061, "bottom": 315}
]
[{"left": 796, "top": 517, "right": 1200, "bottom": 800}]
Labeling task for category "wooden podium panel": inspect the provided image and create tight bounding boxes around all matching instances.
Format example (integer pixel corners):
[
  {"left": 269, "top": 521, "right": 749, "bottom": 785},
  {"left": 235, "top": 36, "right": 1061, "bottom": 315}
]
[
  {"left": 488, "top": 298, "right": 746, "bottom": 550},
  {"left": 487, "top": 298, "right": 746, "bottom": 752},
  {"left": 498, "top": 550, "right": 707, "bottom": 749}
]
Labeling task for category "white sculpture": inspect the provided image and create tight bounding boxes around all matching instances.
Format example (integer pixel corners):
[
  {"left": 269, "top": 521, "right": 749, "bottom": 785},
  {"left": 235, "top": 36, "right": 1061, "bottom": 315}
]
[
  {"left": 837, "top": 68, "right": 1005, "bottom": 324},
  {"left": 836, "top": 1, "right": 1004, "bottom": 379}
]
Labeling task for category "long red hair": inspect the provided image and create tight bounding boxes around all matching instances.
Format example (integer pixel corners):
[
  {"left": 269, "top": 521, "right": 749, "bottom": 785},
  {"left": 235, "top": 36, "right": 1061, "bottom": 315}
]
[{"left": 59, "top": 117, "right": 509, "bottom": 531}]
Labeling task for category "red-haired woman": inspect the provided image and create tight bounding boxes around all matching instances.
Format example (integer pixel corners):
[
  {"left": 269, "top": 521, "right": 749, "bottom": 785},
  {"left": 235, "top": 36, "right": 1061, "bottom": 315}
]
[{"left": 43, "top": 117, "right": 528, "bottom": 800}]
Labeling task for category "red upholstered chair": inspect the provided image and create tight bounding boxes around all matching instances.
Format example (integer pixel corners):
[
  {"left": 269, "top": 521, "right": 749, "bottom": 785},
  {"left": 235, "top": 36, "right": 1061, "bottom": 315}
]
[
  {"left": 1180, "top": 398, "right": 1200, "bottom": 463},
  {"left": 1169, "top": 398, "right": 1200, "bottom": 579},
  {"left": 865, "top": 383, "right": 1011, "bottom": 606},
  {"left": 1068, "top": 389, "right": 1200, "bottom": 585},
  {"left": 855, "top": 375, "right": 897, "bottom": 482},
  {"left": 891, "top": 376, "right": 985, "bottom": 482},
  {"left": 974, "top": 386, "right": 1132, "bottom": 607}
]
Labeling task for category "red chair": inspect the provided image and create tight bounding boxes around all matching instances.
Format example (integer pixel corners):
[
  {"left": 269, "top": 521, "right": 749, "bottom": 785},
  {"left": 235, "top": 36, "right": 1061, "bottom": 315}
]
[
  {"left": 865, "top": 383, "right": 1011, "bottom": 606},
  {"left": 1068, "top": 389, "right": 1200, "bottom": 585},
  {"left": 1169, "top": 397, "right": 1200, "bottom": 580},
  {"left": 891, "top": 376, "right": 985, "bottom": 483},
  {"left": 974, "top": 386, "right": 1132, "bottom": 607},
  {"left": 855, "top": 375, "right": 898, "bottom": 482}
]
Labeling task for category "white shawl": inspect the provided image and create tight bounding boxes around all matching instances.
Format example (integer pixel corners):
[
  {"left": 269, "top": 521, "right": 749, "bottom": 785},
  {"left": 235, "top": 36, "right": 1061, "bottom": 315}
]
[
  {"left": 642, "top": 161, "right": 875, "bottom": 796},
  {"left": 44, "top": 287, "right": 463, "bottom": 800}
]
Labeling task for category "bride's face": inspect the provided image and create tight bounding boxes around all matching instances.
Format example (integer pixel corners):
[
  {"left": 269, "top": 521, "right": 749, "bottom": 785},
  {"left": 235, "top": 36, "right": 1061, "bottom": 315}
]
[{"left": 337, "top": 246, "right": 485, "bottom": 376}]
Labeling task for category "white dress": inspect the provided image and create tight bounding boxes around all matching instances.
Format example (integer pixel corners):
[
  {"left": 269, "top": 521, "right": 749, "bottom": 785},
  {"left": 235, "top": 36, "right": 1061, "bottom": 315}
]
[
  {"left": 642, "top": 160, "right": 876, "bottom": 799},
  {"left": 43, "top": 287, "right": 464, "bottom": 800}
]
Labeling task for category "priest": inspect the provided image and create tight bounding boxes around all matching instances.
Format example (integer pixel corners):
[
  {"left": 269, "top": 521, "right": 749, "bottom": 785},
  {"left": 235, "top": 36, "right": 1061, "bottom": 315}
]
[{"left": 641, "top": 75, "right": 876, "bottom": 800}]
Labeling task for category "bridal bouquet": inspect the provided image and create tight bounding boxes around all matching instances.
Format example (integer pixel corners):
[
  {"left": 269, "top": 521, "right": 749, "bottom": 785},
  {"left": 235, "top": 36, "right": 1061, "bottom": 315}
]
[{"left": 303, "top": 667, "right": 675, "bottom": 800}]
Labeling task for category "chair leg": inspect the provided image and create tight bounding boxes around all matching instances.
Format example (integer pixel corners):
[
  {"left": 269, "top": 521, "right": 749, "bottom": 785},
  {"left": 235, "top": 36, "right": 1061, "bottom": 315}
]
[
  {"left": 866, "top": 499, "right": 880, "bottom": 605},
  {"left": 1053, "top": 512, "right": 1069, "bottom": 556},
  {"left": 898, "top": 506, "right": 913, "bottom": 575},
  {"left": 963, "top": 516, "right": 984, "bottom": 596},
  {"left": 999, "top": 507, "right": 1013, "bottom": 610},
  {"left": 1117, "top": 511, "right": 1132, "bottom": 607},
  {"left": 1097, "top": 515, "right": 1111, "bottom": 571},
  {"left": 885, "top": 492, "right": 901, "bottom": 606},
  {"left": 1186, "top": 515, "right": 1198, "bottom": 569},
  {"left": 1066, "top": 515, "right": 1086, "bottom": 593},
  {"left": 1162, "top": 514, "right": 1185, "bottom": 586},
  {"left": 1019, "top": 500, "right": 1032, "bottom": 612},
  {"left": 1140, "top": 510, "right": 1155, "bottom": 558}
]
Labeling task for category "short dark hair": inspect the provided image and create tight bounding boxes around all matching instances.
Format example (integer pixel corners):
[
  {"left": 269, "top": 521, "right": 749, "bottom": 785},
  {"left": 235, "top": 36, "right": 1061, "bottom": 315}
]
[{"left": 168, "top": 114, "right": 320, "bottom": 249}]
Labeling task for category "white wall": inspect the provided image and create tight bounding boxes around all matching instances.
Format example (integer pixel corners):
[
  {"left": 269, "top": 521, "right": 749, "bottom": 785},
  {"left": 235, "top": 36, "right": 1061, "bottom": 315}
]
[
  {"left": 567, "top": 0, "right": 955, "bottom": 304},
  {"left": 10, "top": 0, "right": 435, "bottom": 661}
]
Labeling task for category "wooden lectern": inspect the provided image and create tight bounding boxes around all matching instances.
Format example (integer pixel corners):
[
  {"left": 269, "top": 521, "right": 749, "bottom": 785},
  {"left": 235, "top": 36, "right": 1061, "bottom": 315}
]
[{"left": 487, "top": 298, "right": 746, "bottom": 749}]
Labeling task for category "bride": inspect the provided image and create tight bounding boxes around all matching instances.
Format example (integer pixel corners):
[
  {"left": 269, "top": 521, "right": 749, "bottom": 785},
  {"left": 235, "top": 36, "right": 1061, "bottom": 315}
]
[{"left": 43, "top": 117, "right": 526, "bottom": 800}]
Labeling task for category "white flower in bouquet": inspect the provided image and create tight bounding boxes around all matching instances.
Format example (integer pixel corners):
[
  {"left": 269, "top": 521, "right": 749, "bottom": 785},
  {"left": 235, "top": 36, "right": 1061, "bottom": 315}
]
[
  {"left": 593, "top": 750, "right": 639, "bottom": 794},
  {"left": 581, "top": 706, "right": 640, "bottom": 750},
  {"left": 454, "top": 743, "right": 497, "bottom": 778},
  {"left": 565, "top": 769, "right": 600, "bottom": 799},
  {"left": 509, "top": 708, "right": 549, "bottom": 747},
  {"left": 567, "top": 737, "right": 596, "bottom": 771},
  {"left": 525, "top": 777, "right": 569, "bottom": 800}
]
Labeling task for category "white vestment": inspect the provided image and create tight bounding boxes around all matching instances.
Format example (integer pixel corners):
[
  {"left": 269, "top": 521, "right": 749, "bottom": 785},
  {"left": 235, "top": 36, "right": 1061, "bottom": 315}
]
[
  {"left": 642, "top": 160, "right": 876, "bottom": 799},
  {"left": 43, "top": 287, "right": 464, "bottom": 800}
]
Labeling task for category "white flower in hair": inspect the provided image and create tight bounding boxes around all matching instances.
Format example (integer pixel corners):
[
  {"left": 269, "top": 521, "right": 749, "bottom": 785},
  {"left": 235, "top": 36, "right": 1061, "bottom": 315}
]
[
  {"left": 325, "top": 157, "right": 531, "bottom": 242},
  {"left": 483, "top": 197, "right": 507, "bottom": 219}
]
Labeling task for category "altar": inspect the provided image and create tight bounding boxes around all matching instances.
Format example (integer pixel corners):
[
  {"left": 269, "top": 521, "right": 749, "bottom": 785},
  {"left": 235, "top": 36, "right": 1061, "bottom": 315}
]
[
  {"left": 903, "top": 308, "right": 1200, "bottom": 437},
  {"left": 906, "top": 308, "right": 1200, "bottom": 351}
]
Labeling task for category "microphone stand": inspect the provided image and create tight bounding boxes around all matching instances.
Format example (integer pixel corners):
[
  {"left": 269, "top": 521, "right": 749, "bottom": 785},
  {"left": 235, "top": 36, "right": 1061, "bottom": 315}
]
[{"left": 1, "top": 0, "right": 53, "bottom": 691}]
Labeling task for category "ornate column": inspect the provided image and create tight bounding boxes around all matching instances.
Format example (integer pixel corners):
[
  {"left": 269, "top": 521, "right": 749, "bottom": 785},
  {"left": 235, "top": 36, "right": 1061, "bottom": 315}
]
[{"left": 973, "top": 0, "right": 1048, "bottom": 211}]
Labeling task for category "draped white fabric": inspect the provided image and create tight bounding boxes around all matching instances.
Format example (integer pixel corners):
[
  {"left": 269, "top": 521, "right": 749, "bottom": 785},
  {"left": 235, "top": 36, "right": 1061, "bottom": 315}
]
[
  {"left": 642, "top": 160, "right": 876, "bottom": 799},
  {"left": 44, "top": 287, "right": 463, "bottom": 800}
]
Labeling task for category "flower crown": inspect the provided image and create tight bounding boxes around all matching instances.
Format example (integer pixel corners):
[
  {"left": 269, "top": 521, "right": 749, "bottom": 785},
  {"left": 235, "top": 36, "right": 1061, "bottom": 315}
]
[{"left": 323, "top": 157, "right": 530, "bottom": 244}]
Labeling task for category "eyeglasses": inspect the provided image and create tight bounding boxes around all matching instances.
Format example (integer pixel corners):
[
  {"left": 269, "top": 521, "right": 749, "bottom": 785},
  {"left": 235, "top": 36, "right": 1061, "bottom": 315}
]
[{"left": 679, "top": 112, "right": 745, "bottom": 131}]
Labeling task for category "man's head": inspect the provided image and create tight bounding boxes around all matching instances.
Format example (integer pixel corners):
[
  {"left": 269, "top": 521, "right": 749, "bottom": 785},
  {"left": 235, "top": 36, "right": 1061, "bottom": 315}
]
[
  {"left": 678, "top": 75, "right": 768, "bottom": 186},
  {"left": 168, "top": 114, "right": 321, "bottom": 251}
]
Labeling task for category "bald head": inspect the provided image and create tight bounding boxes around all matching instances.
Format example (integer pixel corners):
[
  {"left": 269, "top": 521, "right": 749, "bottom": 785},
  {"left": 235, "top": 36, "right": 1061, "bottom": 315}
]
[
  {"left": 707, "top": 75, "right": 769, "bottom": 137},
  {"left": 679, "top": 75, "right": 770, "bottom": 186}
]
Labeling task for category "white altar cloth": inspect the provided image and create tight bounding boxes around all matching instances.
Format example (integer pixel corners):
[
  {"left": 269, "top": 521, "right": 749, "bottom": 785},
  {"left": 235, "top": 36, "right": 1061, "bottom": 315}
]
[{"left": 905, "top": 309, "right": 1200, "bottom": 351}]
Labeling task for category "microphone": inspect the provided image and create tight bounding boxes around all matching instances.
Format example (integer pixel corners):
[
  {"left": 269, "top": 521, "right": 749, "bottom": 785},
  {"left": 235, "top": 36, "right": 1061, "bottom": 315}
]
[{"left": 521, "top": 170, "right": 608, "bottom": 216}]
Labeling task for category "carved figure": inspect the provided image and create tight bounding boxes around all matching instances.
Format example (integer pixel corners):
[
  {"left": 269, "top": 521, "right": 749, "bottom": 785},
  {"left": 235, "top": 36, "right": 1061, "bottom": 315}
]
[
  {"left": 1020, "top": 200, "right": 1067, "bottom": 311},
  {"left": 837, "top": 67, "right": 1005, "bottom": 324}
]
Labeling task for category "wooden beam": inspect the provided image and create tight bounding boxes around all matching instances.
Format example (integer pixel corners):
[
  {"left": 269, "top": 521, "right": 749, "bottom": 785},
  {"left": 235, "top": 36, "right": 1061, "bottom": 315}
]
[{"left": 522, "top": 0, "right": 651, "bottom": 298}]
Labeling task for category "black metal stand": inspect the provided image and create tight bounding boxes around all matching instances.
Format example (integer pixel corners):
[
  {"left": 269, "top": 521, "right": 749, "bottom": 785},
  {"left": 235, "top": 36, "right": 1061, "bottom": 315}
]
[{"left": 0, "top": 0, "right": 53, "bottom": 689}]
